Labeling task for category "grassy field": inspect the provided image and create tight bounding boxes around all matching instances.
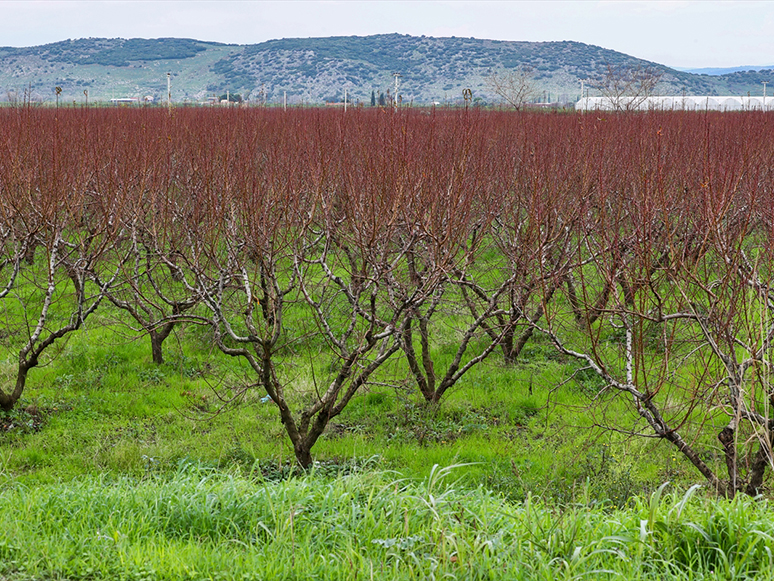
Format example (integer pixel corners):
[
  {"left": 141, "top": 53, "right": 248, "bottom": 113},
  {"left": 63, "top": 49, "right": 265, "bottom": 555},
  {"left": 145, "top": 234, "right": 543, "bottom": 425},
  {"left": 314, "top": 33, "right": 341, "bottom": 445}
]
[
  {"left": 2, "top": 463, "right": 774, "bottom": 580},
  {"left": 1, "top": 313, "right": 682, "bottom": 495},
  {"left": 0, "top": 313, "right": 752, "bottom": 580}
]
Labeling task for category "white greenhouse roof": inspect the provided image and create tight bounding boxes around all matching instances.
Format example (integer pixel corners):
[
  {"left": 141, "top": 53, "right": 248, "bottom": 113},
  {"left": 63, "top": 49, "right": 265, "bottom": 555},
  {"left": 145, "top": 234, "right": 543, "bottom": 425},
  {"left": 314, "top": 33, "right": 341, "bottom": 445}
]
[{"left": 575, "top": 96, "right": 774, "bottom": 111}]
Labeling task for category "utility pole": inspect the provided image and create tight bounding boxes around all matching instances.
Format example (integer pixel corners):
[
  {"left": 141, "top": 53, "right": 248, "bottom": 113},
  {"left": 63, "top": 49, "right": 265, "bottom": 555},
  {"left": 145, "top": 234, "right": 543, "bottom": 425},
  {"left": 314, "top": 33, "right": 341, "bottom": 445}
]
[
  {"left": 167, "top": 72, "right": 171, "bottom": 113},
  {"left": 284, "top": 91, "right": 287, "bottom": 111},
  {"left": 763, "top": 81, "right": 768, "bottom": 110},
  {"left": 392, "top": 72, "right": 401, "bottom": 112},
  {"left": 344, "top": 88, "right": 347, "bottom": 113}
]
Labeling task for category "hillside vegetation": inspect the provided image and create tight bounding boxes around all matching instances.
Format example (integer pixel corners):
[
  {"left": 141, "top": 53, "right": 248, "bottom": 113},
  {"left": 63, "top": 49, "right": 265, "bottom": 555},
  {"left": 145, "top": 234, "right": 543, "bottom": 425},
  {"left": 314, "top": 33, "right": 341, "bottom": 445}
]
[{"left": 1, "top": 34, "right": 771, "bottom": 105}]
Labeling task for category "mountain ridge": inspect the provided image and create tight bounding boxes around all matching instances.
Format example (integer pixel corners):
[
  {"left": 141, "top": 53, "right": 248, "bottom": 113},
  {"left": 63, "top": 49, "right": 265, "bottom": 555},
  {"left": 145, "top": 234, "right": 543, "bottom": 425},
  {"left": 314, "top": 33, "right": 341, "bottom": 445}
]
[
  {"left": 676, "top": 65, "right": 774, "bottom": 76},
  {"left": 1, "top": 34, "right": 770, "bottom": 105}
]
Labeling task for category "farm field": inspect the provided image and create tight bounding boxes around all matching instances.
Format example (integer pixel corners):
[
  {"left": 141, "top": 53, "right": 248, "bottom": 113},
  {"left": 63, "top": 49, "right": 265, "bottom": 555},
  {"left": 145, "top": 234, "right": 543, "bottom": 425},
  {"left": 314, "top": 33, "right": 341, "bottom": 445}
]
[{"left": 1, "top": 106, "right": 774, "bottom": 579}]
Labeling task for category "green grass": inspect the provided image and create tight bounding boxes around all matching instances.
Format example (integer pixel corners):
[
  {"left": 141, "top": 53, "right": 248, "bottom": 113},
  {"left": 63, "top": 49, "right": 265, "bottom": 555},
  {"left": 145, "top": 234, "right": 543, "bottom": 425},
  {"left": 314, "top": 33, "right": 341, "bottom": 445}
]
[
  {"left": 0, "top": 295, "right": 748, "bottom": 579},
  {"left": 0, "top": 310, "right": 704, "bottom": 494},
  {"left": 1, "top": 465, "right": 773, "bottom": 580}
]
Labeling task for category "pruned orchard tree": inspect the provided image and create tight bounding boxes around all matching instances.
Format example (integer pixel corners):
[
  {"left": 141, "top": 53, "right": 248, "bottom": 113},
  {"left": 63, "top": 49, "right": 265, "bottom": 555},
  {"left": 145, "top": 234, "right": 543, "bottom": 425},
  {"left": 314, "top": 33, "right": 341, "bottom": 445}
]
[
  {"left": 464, "top": 119, "right": 588, "bottom": 366},
  {"left": 161, "top": 111, "right": 422, "bottom": 468},
  {"left": 534, "top": 115, "right": 774, "bottom": 496},
  {"left": 291, "top": 194, "right": 412, "bottom": 466},
  {"left": 284, "top": 114, "right": 439, "bottom": 464},
  {"left": 91, "top": 116, "right": 204, "bottom": 365},
  {"left": 370, "top": 113, "right": 515, "bottom": 403},
  {"left": 102, "top": 221, "right": 201, "bottom": 365},
  {"left": 485, "top": 67, "right": 538, "bottom": 111},
  {"left": 665, "top": 140, "right": 774, "bottom": 497},
  {"left": 535, "top": 179, "right": 720, "bottom": 489},
  {"left": 0, "top": 110, "right": 123, "bottom": 410},
  {"left": 592, "top": 61, "right": 663, "bottom": 111}
]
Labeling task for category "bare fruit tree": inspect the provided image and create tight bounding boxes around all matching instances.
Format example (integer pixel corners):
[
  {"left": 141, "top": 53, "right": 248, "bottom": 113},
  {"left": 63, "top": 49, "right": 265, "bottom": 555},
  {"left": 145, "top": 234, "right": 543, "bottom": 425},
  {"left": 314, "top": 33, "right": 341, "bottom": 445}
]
[
  {"left": 592, "top": 61, "right": 663, "bottom": 111},
  {"left": 485, "top": 67, "right": 538, "bottom": 110},
  {"left": 101, "top": 224, "right": 201, "bottom": 365},
  {"left": 0, "top": 111, "right": 125, "bottom": 411},
  {"left": 0, "top": 190, "right": 121, "bottom": 411},
  {"left": 532, "top": 116, "right": 774, "bottom": 497},
  {"left": 160, "top": 116, "right": 423, "bottom": 469}
]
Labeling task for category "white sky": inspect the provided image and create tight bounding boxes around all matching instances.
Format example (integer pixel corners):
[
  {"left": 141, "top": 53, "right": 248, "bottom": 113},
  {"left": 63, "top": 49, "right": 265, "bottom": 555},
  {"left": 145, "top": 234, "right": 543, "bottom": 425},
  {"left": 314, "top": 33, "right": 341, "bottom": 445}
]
[{"left": 2, "top": 1, "right": 773, "bottom": 69}]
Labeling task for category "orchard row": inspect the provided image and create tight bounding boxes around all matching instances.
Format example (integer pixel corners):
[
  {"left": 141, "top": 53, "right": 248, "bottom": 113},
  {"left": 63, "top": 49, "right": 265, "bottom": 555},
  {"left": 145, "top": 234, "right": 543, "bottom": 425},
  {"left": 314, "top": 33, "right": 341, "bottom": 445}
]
[{"left": 2, "top": 107, "right": 773, "bottom": 494}]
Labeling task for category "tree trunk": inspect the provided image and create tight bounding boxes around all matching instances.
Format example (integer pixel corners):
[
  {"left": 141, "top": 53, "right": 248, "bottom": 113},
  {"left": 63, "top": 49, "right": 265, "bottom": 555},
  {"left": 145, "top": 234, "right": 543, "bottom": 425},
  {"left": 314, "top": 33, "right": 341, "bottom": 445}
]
[
  {"left": 0, "top": 389, "right": 17, "bottom": 412},
  {"left": 718, "top": 424, "right": 739, "bottom": 493},
  {"left": 294, "top": 442, "right": 313, "bottom": 469},
  {"left": 745, "top": 435, "right": 771, "bottom": 496},
  {"left": 0, "top": 361, "right": 33, "bottom": 412},
  {"left": 500, "top": 326, "right": 515, "bottom": 364},
  {"left": 149, "top": 322, "right": 175, "bottom": 365},
  {"left": 24, "top": 241, "right": 37, "bottom": 266},
  {"left": 507, "top": 325, "right": 536, "bottom": 364},
  {"left": 150, "top": 332, "right": 165, "bottom": 365}
]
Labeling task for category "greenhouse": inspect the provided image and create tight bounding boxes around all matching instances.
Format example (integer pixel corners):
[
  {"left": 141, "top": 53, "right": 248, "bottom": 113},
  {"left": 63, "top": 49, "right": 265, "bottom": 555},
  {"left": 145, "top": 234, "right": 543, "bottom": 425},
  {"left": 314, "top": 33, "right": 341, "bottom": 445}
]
[{"left": 575, "top": 95, "right": 774, "bottom": 111}]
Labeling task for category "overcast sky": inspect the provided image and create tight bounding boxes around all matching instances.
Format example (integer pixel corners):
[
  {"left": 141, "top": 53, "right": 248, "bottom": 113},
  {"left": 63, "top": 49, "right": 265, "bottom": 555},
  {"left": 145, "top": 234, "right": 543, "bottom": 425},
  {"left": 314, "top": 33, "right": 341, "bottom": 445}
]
[{"left": 2, "top": 1, "right": 773, "bottom": 69}]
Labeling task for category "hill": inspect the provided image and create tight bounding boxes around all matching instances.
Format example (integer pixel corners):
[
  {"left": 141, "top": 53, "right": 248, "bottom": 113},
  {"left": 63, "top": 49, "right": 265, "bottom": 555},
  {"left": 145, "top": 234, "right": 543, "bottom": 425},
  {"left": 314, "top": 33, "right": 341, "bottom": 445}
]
[{"left": 0, "top": 34, "right": 770, "bottom": 105}]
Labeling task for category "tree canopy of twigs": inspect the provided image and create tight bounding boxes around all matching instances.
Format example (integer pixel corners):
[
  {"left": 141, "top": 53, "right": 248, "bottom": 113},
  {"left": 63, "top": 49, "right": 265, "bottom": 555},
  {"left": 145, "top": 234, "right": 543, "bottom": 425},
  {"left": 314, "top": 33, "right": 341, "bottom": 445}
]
[
  {"left": 591, "top": 61, "right": 664, "bottom": 111},
  {"left": 485, "top": 67, "right": 538, "bottom": 110}
]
